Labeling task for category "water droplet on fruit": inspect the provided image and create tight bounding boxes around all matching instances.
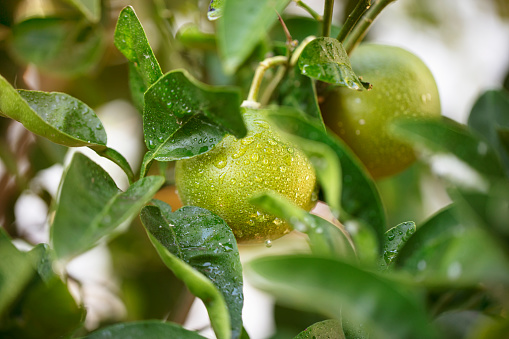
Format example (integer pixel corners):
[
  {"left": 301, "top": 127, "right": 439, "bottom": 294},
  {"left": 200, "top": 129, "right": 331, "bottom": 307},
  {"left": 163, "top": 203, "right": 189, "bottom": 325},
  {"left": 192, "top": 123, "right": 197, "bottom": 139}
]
[
  {"left": 214, "top": 159, "right": 227, "bottom": 169},
  {"left": 265, "top": 240, "right": 272, "bottom": 248}
]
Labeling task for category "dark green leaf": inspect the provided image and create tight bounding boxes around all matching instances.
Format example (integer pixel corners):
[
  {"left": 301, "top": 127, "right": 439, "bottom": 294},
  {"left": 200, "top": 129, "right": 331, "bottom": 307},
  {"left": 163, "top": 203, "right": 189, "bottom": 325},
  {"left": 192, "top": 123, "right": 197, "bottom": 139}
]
[
  {"left": 266, "top": 110, "right": 386, "bottom": 250},
  {"left": 141, "top": 70, "right": 246, "bottom": 174},
  {"left": 381, "top": 221, "right": 416, "bottom": 267},
  {"left": 298, "top": 37, "right": 370, "bottom": 90},
  {"left": 64, "top": 0, "right": 101, "bottom": 23},
  {"left": 114, "top": 6, "right": 163, "bottom": 106},
  {"left": 86, "top": 320, "right": 206, "bottom": 339},
  {"left": 177, "top": 25, "right": 217, "bottom": 50},
  {"left": 140, "top": 203, "right": 243, "bottom": 339},
  {"left": 276, "top": 66, "right": 324, "bottom": 126},
  {"left": 217, "top": 0, "right": 290, "bottom": 73},
  {"left": 208, "top": 0, "right": 225, "bottom": 21},
  {"left": 467, "top": 89, "right": 509, "bottom": 175},
  {"left": 294, "top": 319, "right": 345, "bottom": 339},
  {"left": 0, "top": 76, "right": 107, "bottom": 147},
  {"left": 251, "top": 192, "right": 354, "bottom": 259},
  {"left": 395, "top": 206, "right": 509, "bottom": 285},
  {"left": 498, "top": 127, "right": 509, "bottom": 155},
  {"left": 247, "top": 255, "right": 438, "bottom": 339},
  {"left": 392, "top": 117, "right": 506, "bottom": 185},
  {"left": 51, "top": 153, "right": 164, "bottom": 259},
  {"left": 0, "top": 229, "right": 35, "bottom": 317},
  {"left": 10, "top": 17, "right": 104, "bottom": 76},
  {"left": 13, "top": 276, "right": 84, "bottom": 338}
]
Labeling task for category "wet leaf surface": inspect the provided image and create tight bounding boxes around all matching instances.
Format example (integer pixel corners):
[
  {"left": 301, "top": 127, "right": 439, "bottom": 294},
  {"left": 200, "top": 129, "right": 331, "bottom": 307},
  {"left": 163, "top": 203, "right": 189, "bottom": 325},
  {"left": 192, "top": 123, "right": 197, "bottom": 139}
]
[
  {"left": 298, "top": 37, "right": 370, "bottom": 90},
  {"left": 381, "top": 221, "right": 416, "bottom": 267},
  {"left": 0, "top": 75, "right": 106, "bottom": 148},
  {"left": 141, "top": 202, "right": 243, "bottom": 339},
  {"left": 141, "top": 69, "right": 245, "bottom": 175}
]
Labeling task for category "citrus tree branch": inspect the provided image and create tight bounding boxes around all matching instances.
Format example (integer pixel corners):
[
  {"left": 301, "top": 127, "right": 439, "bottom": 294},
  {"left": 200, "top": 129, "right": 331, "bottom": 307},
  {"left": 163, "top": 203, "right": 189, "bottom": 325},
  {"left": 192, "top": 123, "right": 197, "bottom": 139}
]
[
  {"left": 336, "top": 0, "right": 371, "bottom": 43},
  {"left": 322, "top": 0, "right": 334, "bottom": 37},
  {"left": 343, "top": 0, "right": 397, "bottom": 54}
]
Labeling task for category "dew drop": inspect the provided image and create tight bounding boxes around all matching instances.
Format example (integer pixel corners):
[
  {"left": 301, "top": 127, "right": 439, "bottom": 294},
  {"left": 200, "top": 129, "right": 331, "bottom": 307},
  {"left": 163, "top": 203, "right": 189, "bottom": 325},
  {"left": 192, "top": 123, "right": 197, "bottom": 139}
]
[{"left": 265, "top": 240, "right": 272, "bottom": 248}]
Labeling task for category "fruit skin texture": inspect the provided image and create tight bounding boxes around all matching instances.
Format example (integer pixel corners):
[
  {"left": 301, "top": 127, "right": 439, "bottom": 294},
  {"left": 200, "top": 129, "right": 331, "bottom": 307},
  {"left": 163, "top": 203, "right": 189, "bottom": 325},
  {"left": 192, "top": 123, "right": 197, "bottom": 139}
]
[
  {"left": 175, "top": 108, "right": 317, "bottom": 243},
  {"left": 320, "top": 44, "right": 441, "bottom": 179}
]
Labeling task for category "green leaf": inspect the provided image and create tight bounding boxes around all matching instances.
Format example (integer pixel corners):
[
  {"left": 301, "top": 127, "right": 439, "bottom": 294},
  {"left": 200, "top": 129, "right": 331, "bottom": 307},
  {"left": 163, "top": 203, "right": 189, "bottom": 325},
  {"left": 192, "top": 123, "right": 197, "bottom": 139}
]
[
  {"left": 177, "top": 25, "right": 217, "bottom": 50},
  {"left": 64, "top": 0, "right": 101, "bottom": 23},
  {"left": 27, "top": 244, "right": 56, "bottom": 283},
  {"left": 11, "top": 276, "right": 84, "bottom": 338},
  {"left": 217, "top": 0, "right": 290, "bottom": 73},
  {"left": 86, "top": 320, "right": 206, "bottom": 338},
  {"left": 270, "top": 17, "right": 341, "bottom": 44},
  {"left": 10, "top": 17, "right": 104, "bottom": 76},
  {"left": 141, "top": 70, "right": 246, "bottom": 174},
  {"left": 450, "top": 180, "right": 509, "bottom": 245},
  {"left": 467, "top": 89, "right": 509, "bottom": 175},
  {"left": 294, "top": 319, "right": 345, "bottom": 339},
  {"left": 140, "top": 203, "right": 243, "bottom": 339},
  {"left": 208, "top": 0, "right": 225, "bottom": 21},
  {"left": 276, "top": 66, "right": 325, "bottom": 127},
  {"left": 0, "top": 77, "right": 107, "bottom": 148},
  {"left": 395, "top": 206, "right": 509, "bottom": 285},
  {"left": 498, "top": 127, "right": 509, "bottom": 155},
  {"left": 266, "top": 109, "right": 386, "bottom": 250},
  {"left": 114, "top": 6, "right": 163, "bottom": 107},
  {"left": 91, "top": 146, "right": 135, "bottom": 184},
  {"left": 381, "top": 221, "right": 416, "bottom": 267},
  {"left": 251, "top": 192, "right": 354, "bottom": 259},
  {"left": 0, "top": 229, "right": 35, "bottom": 318},
  {"left": 392, "top": 117, "right": 506, "bottom": 185},
  {"left": 0, "top": 232, "right": 84, "bottom": 338},
  {"left": 247, "top": 255, "right": 438, "bottom": 339},
  {"left": 51, "top": 153, "right": 164, "bottom": 259},
  {"left": 298, "top": 37, "right": 370, "bottom": 90}
]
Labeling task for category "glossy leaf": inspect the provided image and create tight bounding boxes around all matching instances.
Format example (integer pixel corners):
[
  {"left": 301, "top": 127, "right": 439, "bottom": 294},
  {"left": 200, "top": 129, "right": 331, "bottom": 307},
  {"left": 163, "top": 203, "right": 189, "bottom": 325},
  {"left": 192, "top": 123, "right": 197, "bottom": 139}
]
[
  {"left": 392, "top": 117, "right": 506, "bottom": 184},
  {"left": 468, "top": 89, "right": 509, "bottom": 175},
  {"left": 140, "top": 203, "right": 243, "bottom": 339},
  {"left": 276, "top": 66, "right": 324, "bottom": 127},
  {"left": 266, "top": 110, "right": 386, "bottom": 249},
  {"left": 0, "top": 77, "right": 107, "bottom": 147},
  {"left": 298, "top": 37, "right": 370, "bottom": 90},
  {"left": 91, "top": 146, "right": 134, "bottom": 184},
  {"left": 0, "top": 229, "right": 35, "bottom": 317},
  {"left": 247, "top": 255, "right": 438, "bottom": 339},
  {"left": 86, "top": 320, "right": 206, "bottom": 338},
  {"left": 381, "top": 221, "right": 416, "bottom": 267},
  {"left": 395, "top": 206, "right": 509, "bottom": 285},
  {"left": 141, "top": 69, "right": 246, "bottom": 175},
  {"left": 208, "top": 0, "right": 225, "bottom": 21},
  {"left": 65, "top": 0, "right": 101, "bottom": 23},
  {"left": 114, "top": 6, "right": 163, "bottom": 107},
  {"left": 51, "top": 153, "right": 164, "bottom": 259},
  {"left": 217, "top": 0, "right": 290, "bottom": 73},
  {"left": 251, "top": 192, "right": 354, "bottom": 259},
  {"left": 10, "top": 17, "right": 104, "bottom": 76},
  {"left": 294, "top": 319, "right": 345, "bottom": 339}
]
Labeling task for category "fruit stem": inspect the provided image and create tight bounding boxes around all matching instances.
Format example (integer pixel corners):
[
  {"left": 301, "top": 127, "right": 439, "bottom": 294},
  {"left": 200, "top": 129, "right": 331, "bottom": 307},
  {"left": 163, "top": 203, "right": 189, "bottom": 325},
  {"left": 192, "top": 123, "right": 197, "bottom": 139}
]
[
  {"left": 336, "top": 0, "right": 371, "bottom": 43},
  {"left": 293, "top": 0, "right": 323, "bottom": 21},
  {"left": 246, "top": 56, "right": 288, "bottom": 104},
  {"left": 322, "top": 0, "right": 334, "bottom": 37},
  {"left": 343, "top": 0, "right": 397, "bottom": 54},
  {"left": 289, "top": 35, "right": 316, "bottom": 67}
]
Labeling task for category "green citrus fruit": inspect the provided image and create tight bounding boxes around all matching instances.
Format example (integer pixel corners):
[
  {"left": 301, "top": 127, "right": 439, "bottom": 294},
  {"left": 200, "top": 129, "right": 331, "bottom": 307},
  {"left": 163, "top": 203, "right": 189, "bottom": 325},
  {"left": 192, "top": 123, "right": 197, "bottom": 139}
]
[
  {"left": 320, "top": 44, "right": 441, "bottom": 179},
  {"left": 175, "top": 108, "right": 317, "bottom": 243}
]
